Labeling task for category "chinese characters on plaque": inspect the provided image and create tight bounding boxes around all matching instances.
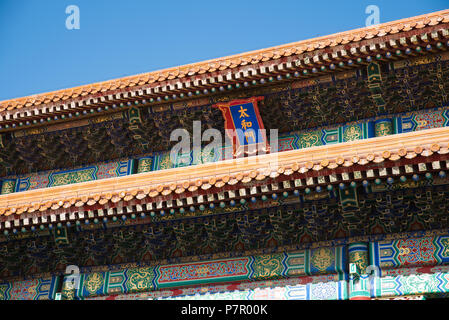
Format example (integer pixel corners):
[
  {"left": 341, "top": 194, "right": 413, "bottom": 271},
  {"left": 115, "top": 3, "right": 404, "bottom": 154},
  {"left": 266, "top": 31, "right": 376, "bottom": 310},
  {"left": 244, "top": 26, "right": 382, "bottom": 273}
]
[{"left": 214, "top": 97, "right": 269, "bottom": 157}]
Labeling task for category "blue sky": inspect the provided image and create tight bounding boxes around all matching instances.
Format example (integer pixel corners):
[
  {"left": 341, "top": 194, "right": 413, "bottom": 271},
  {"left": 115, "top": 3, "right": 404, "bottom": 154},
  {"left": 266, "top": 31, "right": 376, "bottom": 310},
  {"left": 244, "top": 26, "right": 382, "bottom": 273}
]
[{"left": 0, "top": 0, "right": 447, "bottom": 101}]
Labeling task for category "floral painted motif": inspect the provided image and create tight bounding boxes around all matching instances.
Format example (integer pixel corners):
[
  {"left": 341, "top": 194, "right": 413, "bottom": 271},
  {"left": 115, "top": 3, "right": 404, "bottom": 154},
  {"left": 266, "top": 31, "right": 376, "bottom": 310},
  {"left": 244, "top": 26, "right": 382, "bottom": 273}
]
[
  {"left": 297, "top": 131, "right": 322, "bottom": 148},
  {"left": 137, "top": 158, "right": 153, "bottom": 173},
  {"left": 310, "top": 248, "right": 334, "bottom": 272},
  {"left": 349, "top": 251, "right": 369, "bottom": 274},
  {"left": 343, "top": 125, "right": 363, "bottom": 141},
  {"left": 158, "top": 153, "right": 173, "bottom": 170},
  {"left": 399, "top": 274, "right": 438, "bottom": 294},
  {"left": 310, "top": 282, "right": 338, "bottom": 300},
  {"left": 375, "top": 120, "right": 393, "bottom": 137},
  {"left": 396, "top": 237, "right": 436, "bottom": 267},
  {"left": 84, "top": 272, "right": 104, "bottom": 294},
  {"left": 9, "top": 279, "right": 39, "bottom": 300},
  {"left": 165, "top": 290, "right": 249, "bottom": 300},
  {"left": 414, "top": 110, "right": 446, "bottom": 130},
  {"left": 251, "top": 254, "right": 284, "bottom": 279},
  {"left": 50, "top": 168, "right": 97, "bottom": 187},
  {"left": 1, "top": 180, "right": 15, "bottom": 194},
  {"left": 278, "top": 136, "right": 295, "bottom": 151},
  {"left": 126, "top": 267, "right": 154, "bottom": 292},
  {"left": 158, "top": 259, "right": 250, "bottom": 285}
]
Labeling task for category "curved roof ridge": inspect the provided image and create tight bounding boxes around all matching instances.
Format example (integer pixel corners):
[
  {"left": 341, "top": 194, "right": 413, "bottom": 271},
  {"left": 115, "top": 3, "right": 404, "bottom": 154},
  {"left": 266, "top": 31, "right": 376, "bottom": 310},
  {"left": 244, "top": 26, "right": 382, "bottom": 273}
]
[{"left": 0, "top": 8, "right": 448, "bottom": 109}]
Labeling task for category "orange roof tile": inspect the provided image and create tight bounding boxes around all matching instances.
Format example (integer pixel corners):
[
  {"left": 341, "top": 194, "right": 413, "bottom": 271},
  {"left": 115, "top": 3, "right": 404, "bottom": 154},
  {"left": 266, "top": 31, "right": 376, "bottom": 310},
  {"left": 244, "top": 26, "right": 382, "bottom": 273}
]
[
  {"left": 1, "top": 126, "right": 449, "bottom": 218},
  {"left": 0, "top": 9, "right": 448, "bottom": 113}
]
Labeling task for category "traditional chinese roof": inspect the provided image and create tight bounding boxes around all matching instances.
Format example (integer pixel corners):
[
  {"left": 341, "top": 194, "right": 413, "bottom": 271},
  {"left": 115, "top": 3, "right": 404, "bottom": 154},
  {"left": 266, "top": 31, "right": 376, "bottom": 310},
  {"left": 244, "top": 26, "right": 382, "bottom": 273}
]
[
  {"left": 0, "top": 126, "right": 448, "bottom": 226},
  {"left": 0, "top": 9, "right": 448, "bottom": 125}
]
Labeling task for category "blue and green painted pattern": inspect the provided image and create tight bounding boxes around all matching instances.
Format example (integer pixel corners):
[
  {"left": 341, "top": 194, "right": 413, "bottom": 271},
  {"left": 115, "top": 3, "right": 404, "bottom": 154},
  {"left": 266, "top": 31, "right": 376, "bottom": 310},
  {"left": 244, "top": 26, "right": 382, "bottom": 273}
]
[
  {"left": 0, "top": 159, "right": 135, "bottom": 194},
  {"left": 133, "top": 104, "right": 449, "bottom": 173},
  {"left": 348, "top": 242, "right": 369, "bottom": 275},
  {"left": 0, "top": 179, "right": 15, "bottom": 194},
  {"left": 58, "top": 247, "right": 345, "bottom": 300},
  {"left": 2, "top": 105, "right": 449, "bottom": 194},
  {"left": 161, "top": 280, "right": 348, "bottom": 300},
  {"left": 396, "top": 108, "right": 449, "bottom": 133},
  {"left": 4, "top": 234, "right": 449, "bottom": 299},
  {"left": 370, "top": 272, "right": 449, "bottom": 298},
  {"left": 0, "top": 276, "right": 59, "bottom": 300},
  {"left": 369, "top": 235, "right": 449, "bottom": 272},
  {"left": 49, "top": 166, "right": 98, "bottom": 187}
]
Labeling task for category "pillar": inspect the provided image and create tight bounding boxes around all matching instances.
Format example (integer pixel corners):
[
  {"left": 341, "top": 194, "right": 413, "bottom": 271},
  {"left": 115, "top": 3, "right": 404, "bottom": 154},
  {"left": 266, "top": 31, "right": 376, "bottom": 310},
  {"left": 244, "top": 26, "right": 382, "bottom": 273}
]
[{"left": 348, "top": 242, "right": 371, "bottom": 300}]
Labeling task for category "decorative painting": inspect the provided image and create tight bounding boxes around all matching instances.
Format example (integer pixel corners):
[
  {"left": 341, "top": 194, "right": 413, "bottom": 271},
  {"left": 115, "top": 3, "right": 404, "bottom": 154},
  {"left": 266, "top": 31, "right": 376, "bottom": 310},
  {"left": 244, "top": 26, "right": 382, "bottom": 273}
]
[{"left": 214, "top": 97, "right": 268, "bottom": 157}]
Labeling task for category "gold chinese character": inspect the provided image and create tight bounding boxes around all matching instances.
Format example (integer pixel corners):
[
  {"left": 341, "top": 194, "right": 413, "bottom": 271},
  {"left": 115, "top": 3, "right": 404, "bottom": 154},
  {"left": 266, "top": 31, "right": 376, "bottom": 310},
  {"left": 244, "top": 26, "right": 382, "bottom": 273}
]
[
  {"left": 245, "top": 131, "right": 256, "bottom": 143},
  {"left": 241, "top": 119, "right": 252, "bottom": 130},
  {"left": 238, "top": 106, "right": 249, "bottom": 118}
]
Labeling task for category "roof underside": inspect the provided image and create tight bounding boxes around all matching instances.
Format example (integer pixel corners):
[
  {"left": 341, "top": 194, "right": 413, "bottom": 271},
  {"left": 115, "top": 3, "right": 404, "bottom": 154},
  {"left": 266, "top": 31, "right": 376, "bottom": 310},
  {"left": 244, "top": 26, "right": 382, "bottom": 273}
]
[{"left": 0, "top": 126, "right": 447, "bottom": 218}]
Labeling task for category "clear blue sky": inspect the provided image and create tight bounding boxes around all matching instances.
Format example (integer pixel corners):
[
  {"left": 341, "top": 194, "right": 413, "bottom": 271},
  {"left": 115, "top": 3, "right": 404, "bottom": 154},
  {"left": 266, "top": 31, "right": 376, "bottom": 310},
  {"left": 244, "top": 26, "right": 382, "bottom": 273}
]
[{"left": 0, "top": 0, "right": 447, "bottom": 101}]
